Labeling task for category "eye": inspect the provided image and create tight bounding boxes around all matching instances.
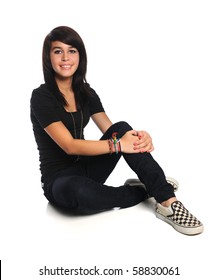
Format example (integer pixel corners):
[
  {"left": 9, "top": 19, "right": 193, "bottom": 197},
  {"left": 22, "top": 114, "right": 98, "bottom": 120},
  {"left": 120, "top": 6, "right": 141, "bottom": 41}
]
[
  {"left": 69, "top": 49, "right": 77, "bottom": 54},
  {"left": 53, "top": 49, "right": 62, "bottom": 54}
]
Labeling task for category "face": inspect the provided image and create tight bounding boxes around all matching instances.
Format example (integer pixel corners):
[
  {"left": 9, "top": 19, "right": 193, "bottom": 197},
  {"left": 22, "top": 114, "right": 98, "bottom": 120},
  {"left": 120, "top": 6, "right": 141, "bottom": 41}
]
[{"left": 50, "top": 41, "right": 80, "bottom": 80}]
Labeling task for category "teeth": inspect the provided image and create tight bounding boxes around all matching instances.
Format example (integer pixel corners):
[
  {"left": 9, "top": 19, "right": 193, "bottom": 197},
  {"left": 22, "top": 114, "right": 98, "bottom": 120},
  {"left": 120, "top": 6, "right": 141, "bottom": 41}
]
[{"left": 61, "top": 65, "right": 71, "bottom": 69}]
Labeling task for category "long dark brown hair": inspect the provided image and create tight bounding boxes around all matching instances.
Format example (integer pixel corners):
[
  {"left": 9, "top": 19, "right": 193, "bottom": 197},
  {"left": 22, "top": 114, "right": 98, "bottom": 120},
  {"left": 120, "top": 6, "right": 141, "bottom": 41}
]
[{"left": 42, "top": 26, "right": 90, "bottom": 108}]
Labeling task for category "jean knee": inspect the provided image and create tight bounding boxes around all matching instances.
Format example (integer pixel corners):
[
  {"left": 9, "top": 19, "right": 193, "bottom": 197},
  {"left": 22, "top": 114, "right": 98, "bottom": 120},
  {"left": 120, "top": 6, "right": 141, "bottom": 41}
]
[
  {"left": 51, "top": 176, "right": 78, "bottom": 208},
  {"left": 104, "top": 121, "right": 132, "bottom": 139}
]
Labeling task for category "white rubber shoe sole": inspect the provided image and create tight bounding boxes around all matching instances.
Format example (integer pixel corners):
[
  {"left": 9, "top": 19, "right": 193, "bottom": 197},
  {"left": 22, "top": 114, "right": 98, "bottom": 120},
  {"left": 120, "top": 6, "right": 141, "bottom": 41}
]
[{"left": 124, "top": 177, "right": 179, "bottom": 192}]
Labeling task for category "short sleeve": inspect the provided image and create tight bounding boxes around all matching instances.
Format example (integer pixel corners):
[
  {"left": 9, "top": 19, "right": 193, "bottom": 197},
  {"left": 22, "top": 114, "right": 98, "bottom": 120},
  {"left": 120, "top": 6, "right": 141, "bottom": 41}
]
[
  {"left": 88, "top": 88, "right": 105, "bottom": 115},
  {"left": 31, "top": 87, "right": 61, "bottom": 128}
]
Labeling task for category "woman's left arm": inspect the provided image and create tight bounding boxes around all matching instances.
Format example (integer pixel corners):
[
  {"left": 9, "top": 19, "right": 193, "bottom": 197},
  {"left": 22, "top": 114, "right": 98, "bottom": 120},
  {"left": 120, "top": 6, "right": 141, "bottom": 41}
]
[
  {"left": 91, "top": 113, "right": 154, "bottom": 153},
  {"left": 91, "top": 112, "right": 113, "bottom": 134}
]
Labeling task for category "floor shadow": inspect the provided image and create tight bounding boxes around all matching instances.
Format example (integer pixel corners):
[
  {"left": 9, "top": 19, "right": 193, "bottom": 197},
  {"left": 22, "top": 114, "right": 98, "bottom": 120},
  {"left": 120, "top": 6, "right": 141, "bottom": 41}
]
[
  {"left": 46, "top": 197, "right": 157, "bottom": 218},
  {"left": 46, "top": 202, "right": 112, "bottom": 217}
]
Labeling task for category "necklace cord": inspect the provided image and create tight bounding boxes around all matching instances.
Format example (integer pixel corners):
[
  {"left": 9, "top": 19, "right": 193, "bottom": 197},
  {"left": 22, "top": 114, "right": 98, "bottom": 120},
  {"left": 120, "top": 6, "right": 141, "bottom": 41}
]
[
  {"left": 70, "top": 110, "right": 83, "bottom": 139},
  {"left": 69, "top": 110, "right": 83, "bottom": 162}
]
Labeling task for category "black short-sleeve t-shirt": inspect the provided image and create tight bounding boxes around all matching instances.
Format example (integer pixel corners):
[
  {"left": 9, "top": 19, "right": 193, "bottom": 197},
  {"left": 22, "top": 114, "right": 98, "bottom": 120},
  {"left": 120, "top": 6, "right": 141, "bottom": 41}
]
[{"left": 30, "top": 84, "right": 105, "bottom": 182}]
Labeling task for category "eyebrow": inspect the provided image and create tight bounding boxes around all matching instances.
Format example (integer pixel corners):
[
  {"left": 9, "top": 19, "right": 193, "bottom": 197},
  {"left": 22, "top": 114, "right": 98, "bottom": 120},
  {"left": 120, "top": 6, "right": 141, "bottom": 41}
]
[{"left": 51, "top": 45, "right": 76, "bottom": 51}]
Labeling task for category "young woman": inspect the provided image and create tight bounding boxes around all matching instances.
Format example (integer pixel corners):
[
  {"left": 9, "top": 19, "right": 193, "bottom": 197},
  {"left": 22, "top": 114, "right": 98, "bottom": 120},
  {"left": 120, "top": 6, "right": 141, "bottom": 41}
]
[{"left": 30, "top": 26, "right": 203, "bottom": 235}]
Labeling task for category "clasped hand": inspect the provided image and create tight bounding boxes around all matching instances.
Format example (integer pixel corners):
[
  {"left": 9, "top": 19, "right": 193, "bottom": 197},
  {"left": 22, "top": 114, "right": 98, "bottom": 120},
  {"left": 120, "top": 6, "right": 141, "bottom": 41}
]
[{"left": 120, "top": 130, "right": 154, "bottom": 154}]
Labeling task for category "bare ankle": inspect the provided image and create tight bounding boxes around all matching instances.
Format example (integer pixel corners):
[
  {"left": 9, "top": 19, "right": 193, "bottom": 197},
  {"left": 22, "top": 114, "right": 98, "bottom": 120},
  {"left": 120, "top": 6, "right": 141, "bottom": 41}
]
[{"left": 161, "top": 197, "right": 177, "bottom": 207}]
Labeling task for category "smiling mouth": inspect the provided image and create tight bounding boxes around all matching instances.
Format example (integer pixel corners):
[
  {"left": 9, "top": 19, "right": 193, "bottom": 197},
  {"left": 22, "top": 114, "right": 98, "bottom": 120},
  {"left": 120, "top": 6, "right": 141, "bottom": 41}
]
[{"left": 60, "top": 65, "right": 71, "bottom": 69}]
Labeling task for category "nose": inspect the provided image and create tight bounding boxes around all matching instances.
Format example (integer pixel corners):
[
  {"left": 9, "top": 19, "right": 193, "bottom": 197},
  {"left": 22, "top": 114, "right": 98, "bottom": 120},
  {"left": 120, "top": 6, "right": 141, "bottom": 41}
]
[{"left": 61, "top": 52, "right": 69, "bottom": 61}]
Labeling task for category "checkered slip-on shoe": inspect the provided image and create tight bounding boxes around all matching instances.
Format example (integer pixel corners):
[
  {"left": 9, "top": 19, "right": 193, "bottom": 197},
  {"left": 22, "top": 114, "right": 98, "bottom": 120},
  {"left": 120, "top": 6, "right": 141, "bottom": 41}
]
[
  {"left": 156, "top": 201, "right": 204, "bottom": 235},
  {"left": 124, "top": 177, "right": 179, "bottom": 193}
]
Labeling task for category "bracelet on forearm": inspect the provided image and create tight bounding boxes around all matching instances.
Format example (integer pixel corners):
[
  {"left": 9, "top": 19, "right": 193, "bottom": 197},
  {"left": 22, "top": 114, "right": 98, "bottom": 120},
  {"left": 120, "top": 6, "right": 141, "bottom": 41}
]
[{"left": 108, "top": 132, "right": 121, "bottom": 154}]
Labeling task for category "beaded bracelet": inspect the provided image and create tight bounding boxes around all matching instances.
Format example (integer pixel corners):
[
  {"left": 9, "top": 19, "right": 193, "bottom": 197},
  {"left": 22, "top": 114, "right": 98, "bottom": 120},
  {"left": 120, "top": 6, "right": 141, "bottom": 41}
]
[{"left": 108, "top": 132, "right": 121, "bottom": 154}]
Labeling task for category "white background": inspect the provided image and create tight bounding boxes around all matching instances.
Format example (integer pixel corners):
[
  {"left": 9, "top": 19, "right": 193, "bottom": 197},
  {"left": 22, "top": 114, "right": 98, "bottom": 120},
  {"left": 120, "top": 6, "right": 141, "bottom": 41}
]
[{"left": 1, "top": 0, "right": 218, "bottom": 279}]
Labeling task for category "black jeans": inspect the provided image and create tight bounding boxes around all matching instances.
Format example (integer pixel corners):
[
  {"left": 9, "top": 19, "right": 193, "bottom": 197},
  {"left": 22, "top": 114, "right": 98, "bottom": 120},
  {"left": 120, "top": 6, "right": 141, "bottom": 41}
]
[{"left": 43, "top": 121, "right": 175, "bottom": 211}]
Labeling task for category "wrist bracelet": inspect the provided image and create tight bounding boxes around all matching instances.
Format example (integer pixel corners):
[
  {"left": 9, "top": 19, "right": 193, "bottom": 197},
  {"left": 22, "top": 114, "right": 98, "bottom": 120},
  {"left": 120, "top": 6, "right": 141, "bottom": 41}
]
[
  {"left": 108, "top": 132, "right": 121, "bottom": 154},
  {"left": 108, "top": 139, "right": 113, "bottom": 154}
]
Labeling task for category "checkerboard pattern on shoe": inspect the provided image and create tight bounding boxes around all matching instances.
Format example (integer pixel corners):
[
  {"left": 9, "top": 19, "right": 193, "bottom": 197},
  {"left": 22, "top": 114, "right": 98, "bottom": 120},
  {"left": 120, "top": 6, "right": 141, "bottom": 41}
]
[{"left": 156, "top": 201, "right": 204, "bottom": 235}]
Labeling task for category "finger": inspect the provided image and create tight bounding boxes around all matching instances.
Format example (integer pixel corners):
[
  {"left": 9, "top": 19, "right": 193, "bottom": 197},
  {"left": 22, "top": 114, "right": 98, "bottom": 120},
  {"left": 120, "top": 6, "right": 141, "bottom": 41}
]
[
  {"left": 137, "top": 139, "right": 153, "bottom": 149},
  {"left": 133, "top": 142, "right": 149, "bottom": 151},
  {"left": 139, "top": 146, "right": 154, "bottom": 153},
  {"left": 137, "top": 131, "right": 143, "bottom": 139},
  {"left": 146, "top": 143, "right": 154, "bottom": 153},
  {"left": 146, "top": 146, "right": 154, "bottom": 153},
  {"left": 131, "top": 130, "right": 139, "bottom": 136},
  {"left": 139, "top": 142, "right": 154, "bottom": 152}
]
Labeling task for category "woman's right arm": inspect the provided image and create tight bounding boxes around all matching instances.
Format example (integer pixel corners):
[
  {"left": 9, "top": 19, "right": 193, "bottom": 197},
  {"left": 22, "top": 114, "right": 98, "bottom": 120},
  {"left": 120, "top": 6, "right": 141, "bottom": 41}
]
[
  {"left": 44, "top": 121, "right": 145, "bottom": 156},
  {"left": 44, "top": 121, "right": 111, "bottom": 156}
]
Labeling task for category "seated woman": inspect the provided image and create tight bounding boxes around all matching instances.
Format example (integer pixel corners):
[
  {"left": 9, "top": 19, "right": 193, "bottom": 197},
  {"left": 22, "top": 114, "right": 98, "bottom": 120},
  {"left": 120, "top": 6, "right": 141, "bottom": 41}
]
[{"left": 30, "top": 26, "right": 203, "bottom": 235}]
